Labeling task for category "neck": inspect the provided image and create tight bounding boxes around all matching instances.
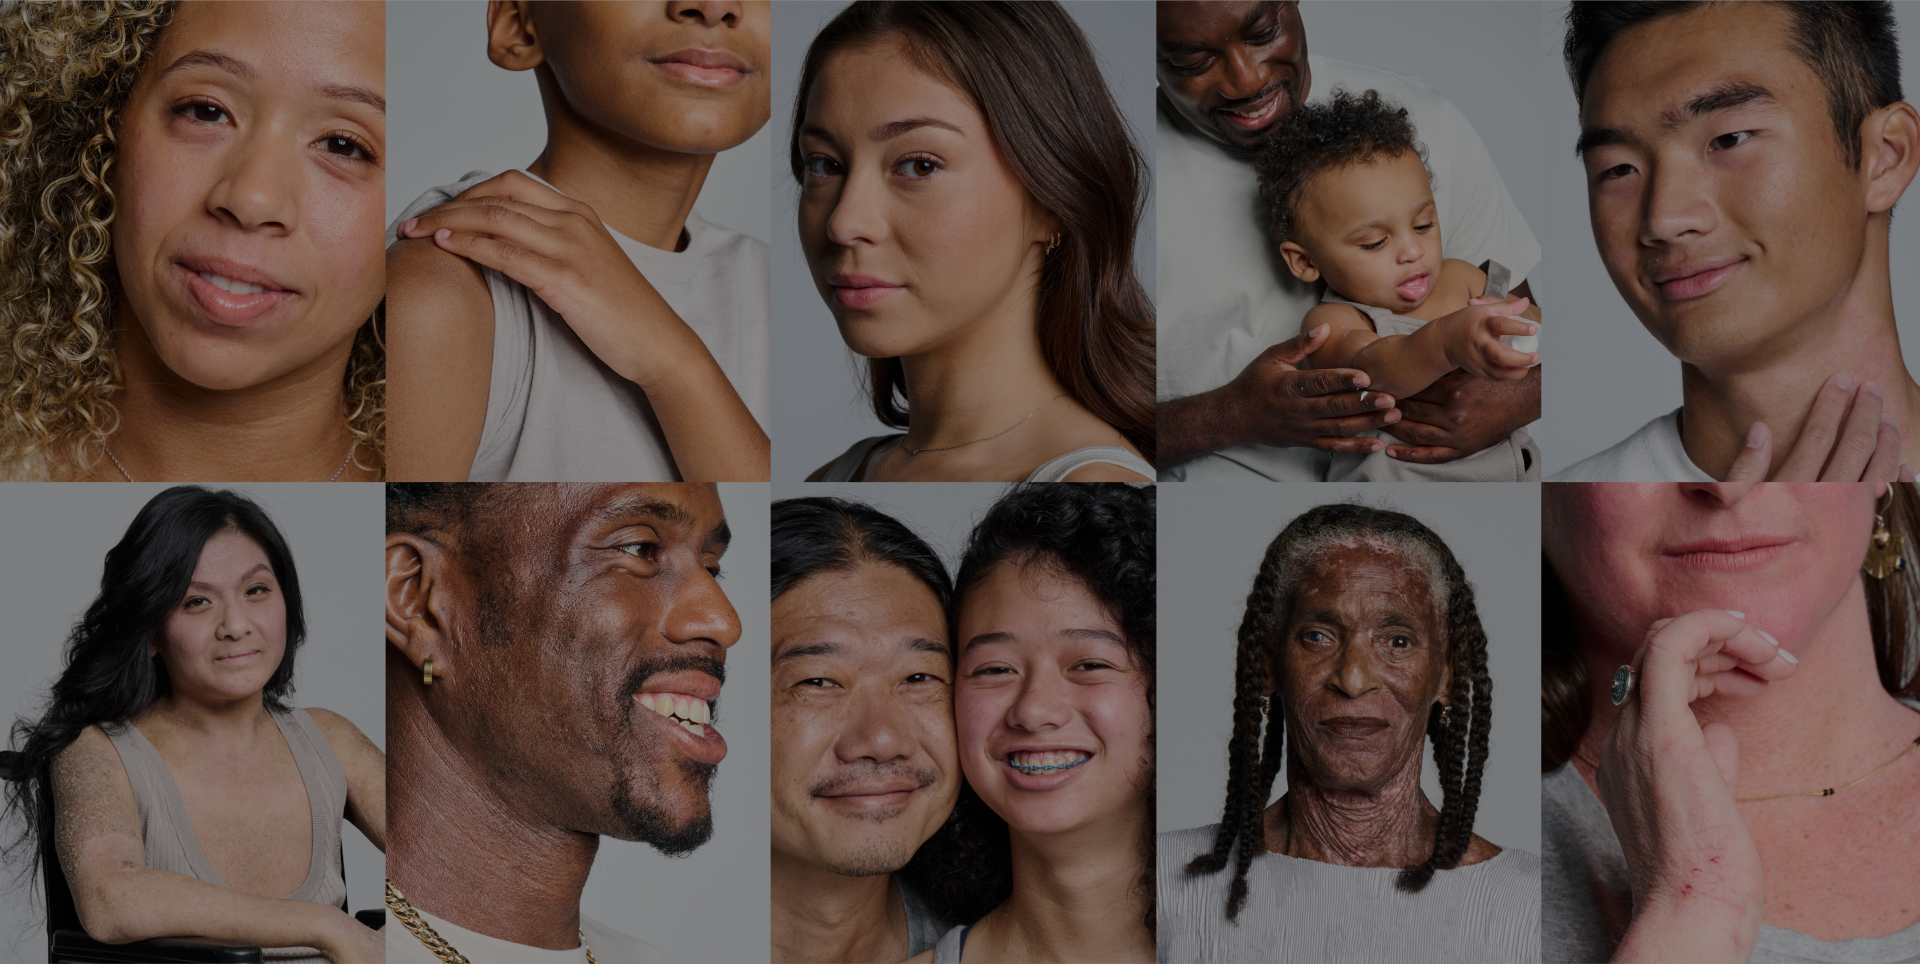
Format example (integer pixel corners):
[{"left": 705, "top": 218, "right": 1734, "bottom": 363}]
[
  {"left": 1273, "top": 751, "right": 1437, "bottom": 867},
  {"left": 1678, "top": 224, "right": 1918, "bottom": 478},
  {"left": 101, "top": 308, "right": 360, "bottom": 483},
  {"left": 385, "top": 650, "right": 597, "bottom": 951},
  {"left": 978, "top": 804, "right": 1152, "bottom": 964},
  {"left": 1578, "top": 579, "right": 1920, "bottom": 798},
  {"left": 896, "top": 265, "right": 1066, "bottom": 452},
  {"left": 769, "top": 850, "right": 904, "bottom": 964},
  {"left": 527, "top": 70, "right": 714, "bottom": 252}
]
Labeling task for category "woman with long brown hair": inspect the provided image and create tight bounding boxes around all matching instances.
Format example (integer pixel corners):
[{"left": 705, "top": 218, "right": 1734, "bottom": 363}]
[{"left": 793, "top": 0, "right": 1156, "bottom": 483}]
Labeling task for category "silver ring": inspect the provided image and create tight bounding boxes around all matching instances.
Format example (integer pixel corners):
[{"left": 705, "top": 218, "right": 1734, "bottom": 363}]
[
  {"left": 1610, "top": 665, "right": 1636, "bottom": 706},
  {"left": 1359, "top": 390, "right": 1370, "bottom": 404}
]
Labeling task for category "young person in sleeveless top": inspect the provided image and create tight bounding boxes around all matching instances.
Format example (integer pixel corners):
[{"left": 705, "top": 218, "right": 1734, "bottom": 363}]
[
  {"left": 3, "top": 487, "right": 385, "bottom": 963},
  {"left": 792, "top": 2, "right": 1156, "bottom": 483},
  {"left": 387, "top": 2, "right": 771, "bottom": 482}
]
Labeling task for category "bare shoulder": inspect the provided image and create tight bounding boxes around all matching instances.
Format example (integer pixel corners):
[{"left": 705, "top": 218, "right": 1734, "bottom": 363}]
[
  {"left": 1061, "top": 462, "right": 1153, "bottom": 483},
  {"left": 300, "top": 708, "right": 380, "bottom": 759},
  {"left": 387, "top": 236, "right": 488, "bottom": 304},
  {"left": 905, "top": 948, "right": 935, "bottom": 964},
  {"left": 1303, "top": 301, "right": 1369, "bottom": 333},
  {"left": 1459, "top": 832, "right": 1504, "bottom": 866},
  {"left": 50, "top": 725, "right": 138, "bottom": 833},
  {"left": 1440, "top": 257, "right": 1488, "bottom": 295},
  {"left": 53, "top": 724, "right": 124, "bottom": 780}
]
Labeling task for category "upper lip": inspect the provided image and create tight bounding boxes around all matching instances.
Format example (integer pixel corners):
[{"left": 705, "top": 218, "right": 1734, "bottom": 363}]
[
  {"left": 816, "top": 776, "right": 923, "bottom": 798},
  {"left": 636, "top": 672, "right": 720, "bottom": 702},
  {"left": 829, "top": 272, "right": 901, "bottom": 289},
  {"left": 1662, "top": 535, "right": 1795, "bottom": 555},
  {"left": 1650, "top": 255, "right": 1745, "bottom": 286},
  {"left": 177, "top": 255, "right": 294, "bottom": 293},
  {"left": 999, "top": 743, "right": 1094, "bottom": 756},
  {"left": 1319, "top": 716, "right": 1389, "bottom": 727},
  {"left": 216, "top": 649, "right": 260, "bottom": 660},
  {"left": 1215, "top": 86, "right": 1282, "bottom": 118},
  {"left": 649, "top": 48, "right": 748, "bottom": 72},
  {"left": 1398, "top": 270, "right": 1430, "bottom": 287}
]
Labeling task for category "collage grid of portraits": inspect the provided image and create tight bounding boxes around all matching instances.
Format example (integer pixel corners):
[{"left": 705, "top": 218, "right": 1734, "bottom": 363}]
[{"left": 0, "top": 2, "right": 1917, "bottom": 964}]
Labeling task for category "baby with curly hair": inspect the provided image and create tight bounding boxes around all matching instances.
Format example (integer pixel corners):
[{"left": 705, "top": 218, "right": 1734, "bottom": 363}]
[{"left": 1256, "top": 88, "right": 1542, "bottom": 481}]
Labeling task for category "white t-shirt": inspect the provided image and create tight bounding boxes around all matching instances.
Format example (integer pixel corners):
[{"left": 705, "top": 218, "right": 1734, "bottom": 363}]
[
  {"left": 1157, "top": 55, "right": 1541, "bottom": 482},
  {"left": 1548, "top": 409, "right": 1713, "bottom": 481},
  {"left": 388, "top": 904, "right": 665, "bottom": 964}
]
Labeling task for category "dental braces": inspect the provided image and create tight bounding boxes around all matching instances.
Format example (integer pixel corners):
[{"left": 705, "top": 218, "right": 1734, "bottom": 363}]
[{"left": 1010, "top": 757, "right": 1090, "bottom": 775}]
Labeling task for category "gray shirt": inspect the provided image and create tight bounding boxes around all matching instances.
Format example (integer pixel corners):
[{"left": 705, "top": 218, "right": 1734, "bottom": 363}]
[
  {"left": 898, "top": 874, "right": 951, "bottom": 959},
  {"left": 1157, "top": 823, "right": 1542, "bottom": 963},
  {"left": 1543, "top": 763, "right": 1920, "bottom": 963}
]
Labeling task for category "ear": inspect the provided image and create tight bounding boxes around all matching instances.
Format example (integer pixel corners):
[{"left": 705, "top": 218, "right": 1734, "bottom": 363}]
[
  {"left": 387, "top": 534, "right": 458, "bottom": 684},
  {"left": 1863, "top": 100, "right": 1919, "bottom": 215},
  {"left": 1257, "top": 644, "right": 1279, "bottom": 701},
  {"left": 1279, "top": 240, "right": 1320, "bottom": 283},
  {"left": 1435, "top": 636, "right": 1455, "bottom": 711},
  {"left": 486, "top": 0, "right": 546, "bottom": 72}
]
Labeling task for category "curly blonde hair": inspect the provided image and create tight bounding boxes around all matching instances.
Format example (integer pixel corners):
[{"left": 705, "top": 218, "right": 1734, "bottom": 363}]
[{"left": 0, "top": 0, "right": 384, "bottom": 480}]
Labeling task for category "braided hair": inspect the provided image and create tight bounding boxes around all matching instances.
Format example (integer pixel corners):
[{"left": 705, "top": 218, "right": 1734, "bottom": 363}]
[{"left": 1184, "top": 502, "right": 1492, "bottom": 919}]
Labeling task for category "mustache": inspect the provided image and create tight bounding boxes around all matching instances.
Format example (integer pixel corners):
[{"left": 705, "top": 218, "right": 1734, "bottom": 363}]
[
  {"left": 621, "top": 651, "right": 727, "bottom": 710},
  {"left": 808, "top": 761, "right": 940, "bottom": 798},
  {"left": 1220, "top": 76, "right": 1293, "bottom": 110}
]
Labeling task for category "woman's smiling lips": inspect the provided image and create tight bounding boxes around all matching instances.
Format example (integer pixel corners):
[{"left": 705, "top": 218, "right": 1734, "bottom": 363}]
[
  {"left": 1652, "top": 256, "right": 1746, "bottom": 302},
  {"left": 830, "top": 272, "right": 905, "bottom": 310},
  {"left": 998, "top": 745, "right": 1095, "bottom": 790},
  {"left": 214, "top": 649, "right": 262, "bottom": 666},
  {"left": 175, "top": 257, "right": 295, "bottom": 328},
  {"left": 648, "top": 48, "right": 750, "bottom": 89},
  {"left": 1659, "top": 535, "right": 1798, "bottom": 570}
]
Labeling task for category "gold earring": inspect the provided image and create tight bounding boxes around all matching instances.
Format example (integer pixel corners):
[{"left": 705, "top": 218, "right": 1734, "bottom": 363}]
[
  {"left": 1045, "top": 232, "right": 1062, "bottom": 255},
  {"left": 423, "top": 656, "right": 435, "bottom": 686},
  {"left": 1865, "top": 487, "right": 1907, "bottom": 578},
  {"left": 1258, "top": 694, "right": 1272, "bottom": 715},
  {"left": 1438, "top": 702, "right": 1452, "bottom": 727}
]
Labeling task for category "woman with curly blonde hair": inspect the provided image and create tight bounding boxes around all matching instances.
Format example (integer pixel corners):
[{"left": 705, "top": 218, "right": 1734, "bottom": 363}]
[{"left": 0, "top": 0, "right": 384, "bottom": 481}]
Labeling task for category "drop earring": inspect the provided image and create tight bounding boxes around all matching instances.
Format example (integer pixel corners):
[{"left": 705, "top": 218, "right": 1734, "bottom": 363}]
[
  {"left": 1258, "top": 694, "right": 1272, "bottom": 715},
  {"left": 1045, "top": 232, "right": 1062, "bottom": 255},
  {"left": 1864, "top": 487, "right": 1907, "bottom": 578}
]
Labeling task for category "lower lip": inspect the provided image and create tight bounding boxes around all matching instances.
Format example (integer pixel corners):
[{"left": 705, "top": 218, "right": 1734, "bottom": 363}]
[
  {"left": 1218, "top": 93, "right": 1282, "bottom": 133},
  {"left": 182, "top": 267, "right": 293, "bottom": 328},
  {"left": 833, "top": 285, "right": 903, "bottom": 310},
  {"left": 1663, "top": 544, "right": 1794, "bottom": 570},
  {"left": 637, "top": 704, "right": 728, "bottom": 766},
  {"left": 1657, "top": 261, "right": 1744, "bottom": 301},
  {"left": 1397, "top": 274, "right": 1431, "bottom": 302},
  {"left": 215, "top": 651, "right": 260, "bottom": 665},
  {"left": 1320, "top": 722, "right": 1389, "bottom": 739},
  {"left": 1003, "top": 757, "right": 1089, "bottom": 790},
  {"left": 818, "top": 790, "right": 915, "bottom": 813},
  {"left": 651, "top": 61, "right": 746, "bottom": 89}
]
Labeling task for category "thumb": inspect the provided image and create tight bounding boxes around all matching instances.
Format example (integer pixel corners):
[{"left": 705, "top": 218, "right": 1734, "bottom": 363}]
[
  {"left": 1702, "top": 720, "right": 1741, "bottom": 790},
  {"left": 1487, "top": 296, "right": 1532, "bottom": 316},
  {"left": 1267, "top": 324, "right": 1329, "bottom": 366}
]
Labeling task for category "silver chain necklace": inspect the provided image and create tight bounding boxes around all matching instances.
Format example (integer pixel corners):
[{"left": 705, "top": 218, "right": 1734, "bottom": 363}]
[
  {"left": 104, "top": 440, "right": 357, "bottom": 482},
  {"left": 904, "top": 394, "right": 1066, "bottom": 456}
]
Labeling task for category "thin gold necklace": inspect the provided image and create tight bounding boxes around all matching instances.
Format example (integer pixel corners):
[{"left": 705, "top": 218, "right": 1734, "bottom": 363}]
[
  {"left": 387, "top": 879, "right": 597, "bottom": 964},
  {"left": 1575, "top": 734, "right": 1920, "bottom": 802},
  {"left": 103, "top": 439, "right": 357, "bottom": 482},
  {"left": 903, "top": 394, "right": 1065, "bottom": 455}
]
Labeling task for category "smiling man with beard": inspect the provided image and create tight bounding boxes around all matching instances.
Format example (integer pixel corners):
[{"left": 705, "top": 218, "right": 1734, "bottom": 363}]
[{"left": 383, "top": 483, "right": 741, "bottom": 963}]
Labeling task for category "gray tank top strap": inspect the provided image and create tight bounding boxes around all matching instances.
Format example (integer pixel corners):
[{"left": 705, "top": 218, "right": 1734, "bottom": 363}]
[
  {"left": 101, "top": 709, "right": 347, "bottom": 908},
  {"left": 1479, "top": 259, "right": 1512, "bottom": 299},
  {"left": 1024, "top": 446, "right": 1156, "bottom": 482},
  {"left": 820, "top": 435, "right": 903, "bottom": 482},
  {"left": 1320, "top": 289, "right": 1424, "bottom": 338},
  {"left": 931, "top": 925, "right": 970, "bottom": 964}
]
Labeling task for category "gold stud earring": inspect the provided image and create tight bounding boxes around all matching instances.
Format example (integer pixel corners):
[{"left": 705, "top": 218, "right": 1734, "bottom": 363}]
[
  {"left": 1258, "top": 694, "right": 1272, "bottom": 715},
  {"left": 1438, "top": 702, "right": 1452, "bottom": 727},
  {"left": 423, "top": 656, "right": 435, "bottom": 686},
  {"left": 1865, "top": 487, "right": 1907, "bottom": 578},
  {"left": 1045, "top": 232, "right": 1062, "bottom": 255}
]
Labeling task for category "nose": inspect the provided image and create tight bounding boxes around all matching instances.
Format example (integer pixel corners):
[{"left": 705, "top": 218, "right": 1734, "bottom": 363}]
[
  {"left": 1216, "top": 44, "right": 1268, "bottom": 102},
  {"left": 214, "top": 599, "right": 253, "bottom": 642},
  {"left": 1638, "top": 156, "right": 1718, "bottom": 246},
  {"left": 1678, "top": 480, "right": 1759, "bottom": 507},
  {"left": 834, "top": 683, "right": 918, "bottom": 764},
  {"left": 824, "top": 167, "right": 887, "bottom": 249},
  {"left": 203, "top": 124, "right": 298, "bottom": 234},
  {"left": 1395, "top": 230, "right": 1424, "bottom": 264},
  {"left": 1327, "top": 640, "right": 1382, "bottom": 699},
  {"left": 662, "top": 569, "right": 743, "bottom": 653},
  {"left": 669, "top": 0, "right": 741, "bottom": 27},
  {"left": 1005, "top": 670, "right": 1074, "bottom": 732}
]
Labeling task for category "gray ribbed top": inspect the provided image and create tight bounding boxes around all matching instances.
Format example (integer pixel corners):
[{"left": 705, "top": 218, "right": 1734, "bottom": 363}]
[
  {"left": 1158, "top": 823, "right": 1541, "bottom": 963},
  {"left": 103, "top": 709, "right": 347, "bottom": 964}
]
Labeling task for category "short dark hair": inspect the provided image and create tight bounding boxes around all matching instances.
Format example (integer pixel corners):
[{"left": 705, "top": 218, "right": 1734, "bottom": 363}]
[
  {"left": 769, "top": 497, "right": 952, "bottom": 611},
  {"left": 1254, "top": 88, "right": 1426, "bottom": 246},
  {"left": 1565, "top": 1, "right": 1903, "bottom": 169}
]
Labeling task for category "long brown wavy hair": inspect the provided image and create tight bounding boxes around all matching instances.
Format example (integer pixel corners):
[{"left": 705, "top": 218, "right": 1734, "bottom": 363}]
[
  {"left": 0, "top": 1, "right": 384, "bottom": 480},
  {"left": 1543, "top": 483, "right": 1920, "bottom": 771},
  {"left": 789, "top": 0, "right": 1157, "bottom": 464}
]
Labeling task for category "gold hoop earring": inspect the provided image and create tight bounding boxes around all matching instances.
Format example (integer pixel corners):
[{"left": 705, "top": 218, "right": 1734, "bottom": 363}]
[
  {"left": 1045, "top": 232, "right": 1062, "bottom": 255},
  {"left": 1865, "top": 486, "right": 1907, "bottom": 578},
  {"left": 423, "top": 656, "right": 435, "bottom": 686},
  {"left": 1258, "top": 694, "right": 1272, "bottom": 716}
]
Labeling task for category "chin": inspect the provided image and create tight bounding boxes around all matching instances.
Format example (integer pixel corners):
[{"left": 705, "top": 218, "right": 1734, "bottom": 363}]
[{"left": 618, "top": 100, "right": 768, "bottom": 155}]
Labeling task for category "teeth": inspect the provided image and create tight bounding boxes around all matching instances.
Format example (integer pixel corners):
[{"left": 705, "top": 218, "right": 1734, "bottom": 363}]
[
  {"left": 1008, "top": 750, "right": 1091, "bottom": 774},
  {"left": 198, "top": 271, "right": 269, "bottom": 296},
  {"left": 635, "top": 691, "right": 712, "bottom": 732}
]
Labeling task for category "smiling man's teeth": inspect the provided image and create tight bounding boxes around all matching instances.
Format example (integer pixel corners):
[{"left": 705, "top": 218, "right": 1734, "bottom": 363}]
[
  {"left": 635, "top": 691, "right": 712, "bottom": 735},
  {"left": 1008, "top": 750, "right": 1091, "bottom": 774},
  {"left": 198, "top": 271, "right": 270, "bottom": 296}
]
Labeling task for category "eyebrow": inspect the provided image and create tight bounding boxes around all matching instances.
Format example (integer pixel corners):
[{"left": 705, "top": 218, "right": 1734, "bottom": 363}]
[
  {"left": 870, "top": 117, "right": 963, "bottom": 140},
  {"left": 1576, "top": 81, "right": 1776, "bottom": 157},
  {"left": 600, "top": 497, "right": 697, "bottom": 529},
  {"left": 320, "top": 82, "right": 385, "bottom": 115},
  {"left": 774, "top": 636, "right": 948, "bottom": 665},
  {"left": 189, "top": 563, "right": 272, "bottom": 592},
  {"left": 158, "top": 49, "right": 383, "bottom": 116},
  {"left": 962, "top": 627, "right": 1124, "bottom": 655},
  {"left": 1160, "top": 1, "right": 1280, "bottom": 56}
]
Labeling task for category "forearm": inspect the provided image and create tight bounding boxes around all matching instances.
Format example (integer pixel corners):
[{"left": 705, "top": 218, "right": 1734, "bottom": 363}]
[
  {"left": 1613, "top": 893, "right": 1760, "bottom": 963},
  {"left": 644, "top": 354, "right": 771, "bottom": 481},
  {"left": 79, "top": 867, "right": 350, "bottom": 951},
  {"left": 1157, "top": 388, "right": 1243, "bottom": 469},
  {"left": 1343, "top": 325, "right": 1457, "bottom": 399}
]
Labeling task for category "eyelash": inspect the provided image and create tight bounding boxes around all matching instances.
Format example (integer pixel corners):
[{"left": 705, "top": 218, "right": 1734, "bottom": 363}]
[
  {"left": 1361, "top": 222, "right": 1433, "bottom": 251},
  {"left": 894, "top": 154, "right": 940, "bottom": 179},
  {"left": 181, "top": 584, "right": 269, "bottom": 609},
  {"left": 803, "top": 154, "right": 943, "bottom": 180},
  {"left": 171, "top": 98, "right": 378, "bottom": 165}
]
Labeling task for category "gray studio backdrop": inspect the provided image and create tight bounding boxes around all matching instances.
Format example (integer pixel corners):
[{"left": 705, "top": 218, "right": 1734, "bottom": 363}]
[
  {"left": 770, "top": 1, "right": 1158, "bottom": 481},
  {"left": 0, "top": 484, "right": 385, "bottom": 962},
  {"left": 582, "top": 482, "right": 770, "bottom": 964},
  {"left": 1539, "top": 2, "right": 1920, "bottom": 475},
  {"left": 385, "top": 0, "right": 771, "bottom": 244},
  {"left": 1157, "top": 484, "right": 1542, "bottom": 855}
]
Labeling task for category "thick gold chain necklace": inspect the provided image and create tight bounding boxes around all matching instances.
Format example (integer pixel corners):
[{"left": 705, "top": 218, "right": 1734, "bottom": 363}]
[
  {"left": 1575, "top": 734, "right": 1920, "bottom": 802},
  {"left": 386, "top": 878, "right": 597, "bottom": 964}
]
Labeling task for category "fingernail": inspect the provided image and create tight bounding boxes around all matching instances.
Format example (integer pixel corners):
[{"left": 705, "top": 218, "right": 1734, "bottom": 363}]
[
  {"left": 1756, "top": 629, "right": 1779, "bottom": 648},
  {"left": 1725, "top": 609, "right": 1745, "bottom": 618},
  {"left": 1528, "top": 322, "right": 1540, "bottom": 334},
  {"left": 1884, "top": 413, "right": 1900, "bottom": 427},
  {"left": 1312, "top": 323, "right": 1328, "bottom": 337},
  {"left": 402, "top": 218, "right": 417, "bottom": 234},
  {"left": 1374, "top": 395, "right": 1393, "bottom": 409},
  {"left": 1866, "top": 380, "right": 1885, "bottom": 399},
  {"left": 1372, "top": 440, "right": 1385, "bottom": 451},
  {"left": 1745, "top": 423, "right": 1765, "bottom": 449},
  {"left": 1836, "top": 372, "right": 1855, "bottom": 391},
  {"left": 436, "top": 228, "right": 452, "bottom": 241},
  {"left": 1776, "top": 646, "right": 1798, "bottom": 664}
]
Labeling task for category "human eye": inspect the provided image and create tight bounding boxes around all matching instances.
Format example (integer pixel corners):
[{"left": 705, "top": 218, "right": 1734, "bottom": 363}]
[
  {"left": 1360, "top": 238, "right": 1387, "bottom": 252},
  {"left": 1595, "top": 162, "right": 1636, "bottom": 183},
  {"left": 1414, "top": 221, "right": 1435, "bottom": 233},
  {"left": 1709, "top": 130, "right": 1755, "bottom": 152},
  {"left": 182, "top": 595, "right": 210, "bottom": 610},
  {"left": 904, "top": 671, "right": 947, "bottom": 685},
  {"left": 317, "top": 132, "right": 377, "bottom": 164},
  {"left": 245, "top": 583, "right": 272, "bottom": 597},
  {"left": 173, "top": 98, "right": 230, "bottom": 125},
  {"left": 1166, "top": 55, "right": 1214, "bottom": 76},
  {"left": 1388, "top": 634, "right": 1414, "bottom": 649},
  {"left": 967, "top": 663, "right": 1015, "bottom": 678},
  {"left": 892, "top": 155, "right": 941, "bottom": 179},
  {"left": 617, "top": 542, "right": 660, "bottom": 561},
  {"left": 804, "top": 154, "right": 843, "bottom": 179},
  {"left": 1302, "top": 629, "right": 1332, "bottom": 644},
  {"left": 796, "top": 677, "right": 838, "bottom": 689}
]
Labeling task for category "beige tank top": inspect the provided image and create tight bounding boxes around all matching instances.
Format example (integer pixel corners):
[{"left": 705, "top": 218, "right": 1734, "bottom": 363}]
[{"left": 102, "top": 708, "right": 348, "bottom": 963}]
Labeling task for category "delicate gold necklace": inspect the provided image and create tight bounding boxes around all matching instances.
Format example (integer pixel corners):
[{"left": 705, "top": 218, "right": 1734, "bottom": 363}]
[
  {"left": 1575, "top": 734, "right": 1920, "bottom": 802},
  {"left": 387, "top": 879, "right": 597, "bottom": 964},
  {"left": 103, "top": 439, "right": 357, "bottom": 482},
  {"left": 903, "top": 394, "right": 1065, "bottom": 455}
]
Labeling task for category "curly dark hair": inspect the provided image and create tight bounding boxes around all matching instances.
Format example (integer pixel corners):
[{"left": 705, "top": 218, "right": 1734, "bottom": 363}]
[
  {"left": 908, "top": 483, "right": 1156, "bottom": 930},
  {"left": 1254, "top": 88, "right": 1428, "bottom": 247},
  {"left": 1185, "top": 502, "right": 1492, "bottom": 920}
]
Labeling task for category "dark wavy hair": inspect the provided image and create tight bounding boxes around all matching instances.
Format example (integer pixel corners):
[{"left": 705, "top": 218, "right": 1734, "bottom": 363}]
[
  {"left": 1564, "top": 1, "right": 1902, "bottom": 169},
  {"left": 770, "top": 496, "right": 952, "bottom": 609},
  {"left": 789, "top": 0, "right": 1157, "bottom": 463},
  {"left": 1254, "top": 88, "right": 1427, "bottom": 247},
  {"left": 915, "top": 483, "right": 1156, "bottom": 930},
  {"left": 4, "top": 486, "right": 306, "bottom": 897},
  {"left": 1185, "top": 503, "right": 1491, "bottom": 918}
]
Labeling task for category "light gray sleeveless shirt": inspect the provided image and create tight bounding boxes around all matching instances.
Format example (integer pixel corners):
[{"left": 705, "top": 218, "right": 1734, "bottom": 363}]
[
  {"left": 102, "top": 709, "right": 348, "bottom": 964},
  {"left": 389, "top": 171, "right": 771, "bottom": 482},
  {"left": 820, "top": 436, "right": 1155, "bottom": 482}
]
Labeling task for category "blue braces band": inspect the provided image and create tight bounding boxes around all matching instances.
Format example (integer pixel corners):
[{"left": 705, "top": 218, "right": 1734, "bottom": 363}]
[{"left": 1010, "top": 757, "right": 1090, "bottom": 774}]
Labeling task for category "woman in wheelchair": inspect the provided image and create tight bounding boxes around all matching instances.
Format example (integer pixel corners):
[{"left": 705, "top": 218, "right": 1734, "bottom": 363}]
[{"left": 4, "top": 487, "right": 384, "bottom": 963}]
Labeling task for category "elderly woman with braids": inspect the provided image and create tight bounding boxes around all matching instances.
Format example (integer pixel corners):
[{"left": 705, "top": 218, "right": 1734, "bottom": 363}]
[
  {"left": 1542, "top": 482, "right": 1920, "bottom": 963},
  {"left": 1158, "top": 503, "right": 1539, "bottom": 963},
  {"left": 0, "top": 1, "right": 383, "bottom": 481}
]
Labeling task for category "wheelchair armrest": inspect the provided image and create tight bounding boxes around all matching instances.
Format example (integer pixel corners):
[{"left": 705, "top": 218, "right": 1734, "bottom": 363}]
[
  {"left": 51, "top": 929, "right": 262, "bottom": 964},
  {"left": 353, "top": 909, "right": 384, "bottom": 931}
]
